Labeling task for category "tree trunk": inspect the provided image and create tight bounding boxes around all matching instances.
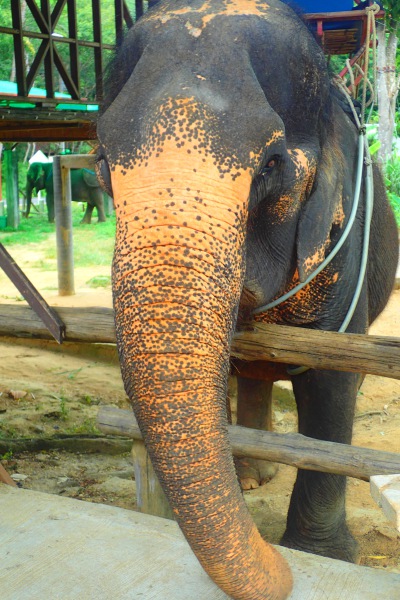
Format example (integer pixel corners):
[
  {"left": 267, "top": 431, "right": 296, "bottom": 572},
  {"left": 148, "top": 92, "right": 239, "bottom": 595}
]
[{"left": 377, "top": 22, "right": 399, "bottom": 163}]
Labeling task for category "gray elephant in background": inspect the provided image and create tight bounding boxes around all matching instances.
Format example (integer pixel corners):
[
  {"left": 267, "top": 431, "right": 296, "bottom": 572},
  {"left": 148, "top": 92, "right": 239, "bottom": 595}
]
[{"left": 25, "top": 162, "right": 107, "bottom": 223}]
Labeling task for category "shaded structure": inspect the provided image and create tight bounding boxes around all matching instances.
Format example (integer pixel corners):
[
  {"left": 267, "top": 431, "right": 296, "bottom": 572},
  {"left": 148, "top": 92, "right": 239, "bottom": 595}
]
[
  {"left": 0, "top": 1, "right": 384, "bottom": 143},
  {"left": 0, "top": 0, "right": 145, "bottom": 142}
]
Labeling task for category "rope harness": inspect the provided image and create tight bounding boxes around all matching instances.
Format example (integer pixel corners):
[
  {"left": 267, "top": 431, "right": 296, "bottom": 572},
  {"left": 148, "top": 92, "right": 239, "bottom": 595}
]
[{"left": 252, "top": 3, "right": 381, "bottom": 375}]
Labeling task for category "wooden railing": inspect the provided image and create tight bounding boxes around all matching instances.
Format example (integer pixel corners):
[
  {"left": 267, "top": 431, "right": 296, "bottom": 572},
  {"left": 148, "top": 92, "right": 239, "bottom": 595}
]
[{"left": 0, "top": 0, "right": 140, "bottom": 107}]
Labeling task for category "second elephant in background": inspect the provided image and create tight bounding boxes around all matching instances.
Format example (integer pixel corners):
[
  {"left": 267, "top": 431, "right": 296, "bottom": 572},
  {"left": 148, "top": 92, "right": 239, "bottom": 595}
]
[{"left": 25, "top": 162, "right": 108, "bottom": 223}]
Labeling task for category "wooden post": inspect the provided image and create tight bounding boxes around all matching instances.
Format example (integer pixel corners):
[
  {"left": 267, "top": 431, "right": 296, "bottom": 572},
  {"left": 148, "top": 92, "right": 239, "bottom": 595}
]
[
  {"left": 4, "top": 146, "right": 19, "bottom": 229},
  {"left": 131, "top": 439, "right": 174, "bottom": 520},
  {"left": 53, "top": 156, "right": 75, "bottom": 296}
]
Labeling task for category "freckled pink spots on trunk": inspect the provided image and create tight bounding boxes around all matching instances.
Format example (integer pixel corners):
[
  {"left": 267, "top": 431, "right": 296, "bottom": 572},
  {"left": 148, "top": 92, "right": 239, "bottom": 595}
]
[{"left": 110, "top": 104, "right": 292, "bottom": 599}]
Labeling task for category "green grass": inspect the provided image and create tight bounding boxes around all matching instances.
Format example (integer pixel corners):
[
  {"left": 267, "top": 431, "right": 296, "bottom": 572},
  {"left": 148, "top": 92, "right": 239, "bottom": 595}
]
[
  {"left": 0, "top": 205, "right": 116, "bottom": 267},
  {"left": 86, "top": 275, "right": 111, "bottom": 288},
  {"left": 0, "top": 215, "right": 55, "bottom": 245},
  {"left": 65, "top": 418, "right": 100, "bottom": 435}
]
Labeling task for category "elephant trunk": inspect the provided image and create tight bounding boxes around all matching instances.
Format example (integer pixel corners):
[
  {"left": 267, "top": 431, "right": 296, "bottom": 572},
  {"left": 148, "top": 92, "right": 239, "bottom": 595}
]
[
  {"left": 25, "top": 180, "right": 33, "bottom": 218},
  {"left": 111, "top": 150, "right": 292, "bottom": 599}
]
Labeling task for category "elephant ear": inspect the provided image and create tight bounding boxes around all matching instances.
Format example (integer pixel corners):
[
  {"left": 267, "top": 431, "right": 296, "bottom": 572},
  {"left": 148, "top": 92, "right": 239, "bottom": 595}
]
[
  {"left": 82, "top": 168, "right": 100, "bottom": 188},
  {"left": 296, "top": 144, "right": 344, "bottom": 283}
]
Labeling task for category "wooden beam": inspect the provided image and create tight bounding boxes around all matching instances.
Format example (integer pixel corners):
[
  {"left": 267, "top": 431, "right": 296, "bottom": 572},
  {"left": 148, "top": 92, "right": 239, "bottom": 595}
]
[
  {"left": 0, "top": 109, "right": 97, "bottom": 142},
  {"left": 97, "top": 406, "right": 400, "bottom": 482},
  {"left": 0, "top": 304, "right": 399, "bottom": 379},
  {"left": 231, "top": 322, "right": 400, "bottom": 379},
  {"left": 0, "top": 245, "right": 65, "bottom": 343},
  {"left": 305, "top": 10, "right": 385, "bottom": 21},
  {"left": 0, "top": 305, "right": 114, "bottom": 343},
  {"left": 0, "top": 123, "right": 96, "bottom": 143},
  {"left": 59, "top": 154, "right": 95, "bottom": 169}
]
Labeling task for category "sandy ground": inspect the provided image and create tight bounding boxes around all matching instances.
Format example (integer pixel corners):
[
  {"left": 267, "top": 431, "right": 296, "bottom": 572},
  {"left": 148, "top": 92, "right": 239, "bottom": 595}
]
[{"left": 0, "top": 243, "right": 399, "bottom": 574}]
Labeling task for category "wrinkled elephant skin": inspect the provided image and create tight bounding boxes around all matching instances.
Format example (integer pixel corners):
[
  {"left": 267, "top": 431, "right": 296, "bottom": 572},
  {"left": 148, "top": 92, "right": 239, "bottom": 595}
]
[
  {"left": 25, "top": 162, "right": 107, "bottom": 223},
  {"left": 96, "top": 1, "right": 398, "bottom": 599}
]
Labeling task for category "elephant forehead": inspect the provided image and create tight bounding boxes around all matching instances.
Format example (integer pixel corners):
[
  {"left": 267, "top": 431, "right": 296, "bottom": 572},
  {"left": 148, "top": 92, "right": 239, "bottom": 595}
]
[
  {"left": 145, "top": 0, "right": 271, "bottom": 33},
  {"left": 108, "top": 97, "right": 264, "bottom": 175}
]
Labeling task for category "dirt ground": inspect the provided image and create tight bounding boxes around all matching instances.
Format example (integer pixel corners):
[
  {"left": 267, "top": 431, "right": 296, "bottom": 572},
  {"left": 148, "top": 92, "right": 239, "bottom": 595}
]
[{"left": 0, "top": 243, "right": 399, "bottom": 574}]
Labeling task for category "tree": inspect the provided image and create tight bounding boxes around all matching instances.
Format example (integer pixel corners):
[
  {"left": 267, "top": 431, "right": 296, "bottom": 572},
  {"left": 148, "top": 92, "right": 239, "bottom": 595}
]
[{"left": 377, "top": 1, "right": 400, "bottom": 162}]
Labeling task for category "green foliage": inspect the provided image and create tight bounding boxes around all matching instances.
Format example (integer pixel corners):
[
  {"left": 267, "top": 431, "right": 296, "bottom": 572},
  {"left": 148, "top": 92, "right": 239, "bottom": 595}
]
[
  {"left": 381, "top": 1, "right": 400, "bottom": 31},
  {"left": 0, "top": 450, "right": 13, "bottom": 460},
  {"left": 385, "top": 156, "right": 400, "bottom": 226},
  {"left": 369, "top": 140, "right": 381, "bottom": 155},
  {"left": 1, "top": 145, "right": 30, "bottom": 200},
  {"left": 388, "top": 191, "right": 400, "bottom": 226},
  {"left": 385, "top": 156, "right": 400, "bottom": 196},
  {"left": 0, "top": 0, "right": 124, "bottom": 98}
]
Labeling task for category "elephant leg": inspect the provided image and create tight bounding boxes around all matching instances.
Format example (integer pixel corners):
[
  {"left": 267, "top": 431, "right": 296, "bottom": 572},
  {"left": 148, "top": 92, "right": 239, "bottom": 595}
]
[
  {"left": 236, "top": 377, "right": 278, "bottom": 490},
  {"left": 95, "top": 194, "right": 107, "bottom": 222},
  {"left": 81, "top": 203, "right": 94, "bottom": 224},
  {"left": 47, "top": 195, "right": 55, "bottom": 223},
  {"left": 281, "top": 368, "right": 361, "bottom": 562}
]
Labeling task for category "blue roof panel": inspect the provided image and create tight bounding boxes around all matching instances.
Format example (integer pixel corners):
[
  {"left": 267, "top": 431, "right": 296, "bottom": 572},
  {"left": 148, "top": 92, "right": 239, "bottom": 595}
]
[{"left": 285, "top": 1, "right": 354, "bottom": 12}]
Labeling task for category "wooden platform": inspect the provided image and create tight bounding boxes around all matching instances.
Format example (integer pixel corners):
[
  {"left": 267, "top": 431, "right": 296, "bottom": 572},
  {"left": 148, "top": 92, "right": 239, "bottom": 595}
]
[{"left": 1, "top": 485, "right": 399, "bottom": 599}]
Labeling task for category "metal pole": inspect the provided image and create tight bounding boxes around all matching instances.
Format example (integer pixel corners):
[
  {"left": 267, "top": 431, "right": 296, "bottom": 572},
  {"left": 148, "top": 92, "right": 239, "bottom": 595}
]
[{"left": 53, "top": 156, "right": 75, "bottom": 295}]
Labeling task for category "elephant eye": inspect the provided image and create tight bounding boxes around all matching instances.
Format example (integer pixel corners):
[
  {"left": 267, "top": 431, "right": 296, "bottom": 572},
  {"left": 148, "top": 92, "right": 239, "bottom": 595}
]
[
  {"left": 95, "top": 157, "right": 113, "bottom": 199},
  {"left": 259, "top": 155, "right": 281, "bottom": 177}
]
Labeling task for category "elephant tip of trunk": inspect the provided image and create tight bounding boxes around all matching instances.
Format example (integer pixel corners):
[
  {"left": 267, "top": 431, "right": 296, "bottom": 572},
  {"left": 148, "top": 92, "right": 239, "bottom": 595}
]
[
  {"left": 270, "top": 547, "right": 294, "bottom": 600},
  {"left": 256, "top": 542, "right": 293, "bottom": 600},
  {"left": 211, "top": 530, "right": 293, "bottom": 600}
]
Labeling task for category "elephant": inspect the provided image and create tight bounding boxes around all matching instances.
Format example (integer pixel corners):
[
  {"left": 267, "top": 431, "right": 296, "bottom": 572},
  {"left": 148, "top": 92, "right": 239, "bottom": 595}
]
[
  {"left": 96, "top": 1, "right": 398, "bottom": 599},
  {"left": 25, "top": 162, "right": 107, "bottom": 224}
]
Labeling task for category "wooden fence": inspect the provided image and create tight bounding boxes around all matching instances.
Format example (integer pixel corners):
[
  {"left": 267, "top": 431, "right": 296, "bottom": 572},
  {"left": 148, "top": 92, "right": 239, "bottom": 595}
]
[
  {"left": 0, "top": 303, "right": 399, "bottom": 379},
  {"left": 1, "top": 299, "right": 399, "bottom": 522}
]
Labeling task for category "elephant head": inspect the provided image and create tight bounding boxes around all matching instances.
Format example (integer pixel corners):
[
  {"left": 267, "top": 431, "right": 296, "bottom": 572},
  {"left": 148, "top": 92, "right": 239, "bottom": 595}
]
[
  {"left": 25, "top": 162, "right": 49, "bottom": 218},
  {"left": 97, "top": 1, "right": 341, "bottom": 597}
]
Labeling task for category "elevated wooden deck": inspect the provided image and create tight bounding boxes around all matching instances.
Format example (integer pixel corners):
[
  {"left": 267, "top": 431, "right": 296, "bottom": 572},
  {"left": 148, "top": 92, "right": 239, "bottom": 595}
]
[{"left": 0, "top": 106, "right": 97, "bottom": 142}]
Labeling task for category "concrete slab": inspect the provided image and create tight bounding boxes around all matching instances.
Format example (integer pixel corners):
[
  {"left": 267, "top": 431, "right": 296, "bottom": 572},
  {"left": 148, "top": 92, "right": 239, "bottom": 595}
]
[
  {"left": 371, "top": 474, "right": 400, "bottom": 532},
  {"left": 1, "top": 484, "right": 400, "bottom": 600}
]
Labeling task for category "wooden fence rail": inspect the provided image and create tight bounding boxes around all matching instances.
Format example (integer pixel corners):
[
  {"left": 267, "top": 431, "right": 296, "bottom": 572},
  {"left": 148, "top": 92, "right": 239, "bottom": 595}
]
[
  {"left": 97, "top": 406, "right": 400, "bottom": 482},
  {"left": 0, "top": 304, "right": 399, "bottom": 379},
  {"left": 97, "top": 405, "right": 400, "bottom": 520}
]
